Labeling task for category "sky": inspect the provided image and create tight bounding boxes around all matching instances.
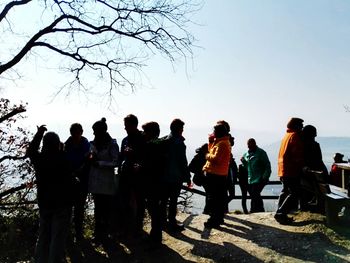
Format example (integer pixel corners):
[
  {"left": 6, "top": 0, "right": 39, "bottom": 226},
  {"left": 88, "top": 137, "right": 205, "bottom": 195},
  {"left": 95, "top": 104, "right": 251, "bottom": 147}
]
[{"left": 2, "top": 0, "right": 350, "bottom": 158}]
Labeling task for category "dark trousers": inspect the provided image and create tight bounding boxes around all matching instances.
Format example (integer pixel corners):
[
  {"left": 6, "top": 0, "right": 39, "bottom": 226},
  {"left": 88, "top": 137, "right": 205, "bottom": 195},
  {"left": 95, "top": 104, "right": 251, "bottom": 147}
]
[
  {"left": 147, "top": 186, "right": 162, "bottom": 242},
  {"left": 248, "top": 182, "right": 265, "bottom": 213},
  {"left": 205, "top": 173, "right": 227, "bottom": 224},
  {"left": 160, "top": 182, "right": 182, "bottom": 226},
  {"left": 276, "top": 176, "right": 300, "bottom": 215},
  {"left": 118, "top": 178, "right": 146, "bottom": 236},
  {"left": 35, "top": 206, "right": 71, "bottom": 263},
  {"left": 93, "top": 193, "right": 114, "bottom": 240},
  {"left": 72, "top": 189, "right": 87, "bottom": 238}
]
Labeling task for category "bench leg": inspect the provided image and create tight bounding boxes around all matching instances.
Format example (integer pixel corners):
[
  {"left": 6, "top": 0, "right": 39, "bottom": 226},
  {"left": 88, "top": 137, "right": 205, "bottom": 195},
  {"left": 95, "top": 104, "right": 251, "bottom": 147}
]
[{"left": 325, "top": 199, "right": 341, "bottom": 225}]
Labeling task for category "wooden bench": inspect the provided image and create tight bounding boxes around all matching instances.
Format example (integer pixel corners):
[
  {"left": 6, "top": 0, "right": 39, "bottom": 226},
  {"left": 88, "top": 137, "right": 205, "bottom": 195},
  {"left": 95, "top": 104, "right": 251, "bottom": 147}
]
[{"left": 319, "top": 183, "right": 350, "bottom": 225}]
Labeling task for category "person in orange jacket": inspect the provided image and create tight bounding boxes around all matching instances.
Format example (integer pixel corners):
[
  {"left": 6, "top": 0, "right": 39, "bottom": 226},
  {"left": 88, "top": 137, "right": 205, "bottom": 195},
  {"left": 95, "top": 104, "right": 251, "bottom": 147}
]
[
  {"left": 274, "top": 117, "right": 304, "bottom": 224},
  {"left": 203, "top": 123, "right": 231, "bottom": 228}
]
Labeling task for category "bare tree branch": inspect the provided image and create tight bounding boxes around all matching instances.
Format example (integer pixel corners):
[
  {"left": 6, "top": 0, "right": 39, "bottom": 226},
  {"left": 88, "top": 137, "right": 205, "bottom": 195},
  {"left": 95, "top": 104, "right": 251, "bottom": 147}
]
[
  {"left": 0, "top": 107, "right": 26, "bottom": 123},
  {"left": 0, "top": 0, "right": 32, "bottom": 23},
  {"left": 0, "top": 0, "right": 200, "bottom": 98}
]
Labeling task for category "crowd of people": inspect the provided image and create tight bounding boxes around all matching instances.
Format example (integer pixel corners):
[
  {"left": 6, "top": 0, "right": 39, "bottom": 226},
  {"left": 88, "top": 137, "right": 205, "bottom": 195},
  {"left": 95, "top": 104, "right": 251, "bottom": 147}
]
[
  {"left": 274, "top": 117, "right": 345, "bottom": 224},
  {"left": 26, "top": 115, "right": 345, "bottom": 262}
]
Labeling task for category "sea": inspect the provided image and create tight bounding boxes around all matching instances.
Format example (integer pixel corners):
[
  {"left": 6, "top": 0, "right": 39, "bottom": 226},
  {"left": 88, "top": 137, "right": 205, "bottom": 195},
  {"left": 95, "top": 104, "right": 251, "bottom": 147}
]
[{"left": 187, "top": 136, "right": 350, "bottom": 214}]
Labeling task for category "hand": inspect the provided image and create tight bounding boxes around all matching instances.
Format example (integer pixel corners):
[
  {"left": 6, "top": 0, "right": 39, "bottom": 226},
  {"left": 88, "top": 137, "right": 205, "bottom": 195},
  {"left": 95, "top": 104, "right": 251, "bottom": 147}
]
[
  {"left": 302, "top": 166, "right": 310, "bottom": 174},
  {"left": 187, "top": 180, "right": 193, "bottom": 188},
  {"left": 133, "top": 163, "right": 141, "bottom": 172},
  {"left": 36, "top": 125, "right": 47, "bottom": 134},
  {"left": 262, "top": 178, "right": 269, "bottom": 185}
]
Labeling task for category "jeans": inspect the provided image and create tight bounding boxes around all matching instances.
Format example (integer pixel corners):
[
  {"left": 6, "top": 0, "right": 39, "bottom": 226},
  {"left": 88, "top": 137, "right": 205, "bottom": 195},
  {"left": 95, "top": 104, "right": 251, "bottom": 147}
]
[
  {"left": 276, "top": 176, "right": 301, "bottom": 215},
  {"left": 35, "top": 206, "right": 72, "bottom": 263},
  {"left": 160, "top": 182, "right": 182, "bottom": 226}
]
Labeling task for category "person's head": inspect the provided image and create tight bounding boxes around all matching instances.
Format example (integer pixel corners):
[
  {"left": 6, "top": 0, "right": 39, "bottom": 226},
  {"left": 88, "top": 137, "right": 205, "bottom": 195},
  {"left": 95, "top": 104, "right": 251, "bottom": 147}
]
[
  {"left": 70, "top": 123, "right": 83, "bottom": 141},
  {"left": 170, "top": 118, "right": 184, "bottom": 136},
  {"left": 124, "top": 114, "right": 138, "bottom": 135},
  {"left": 142, "top": 121, "right": 160, "bottom": 141},
  {"left": 42, "top": 132, "right": 61, "bottom": 153},
  {"left": 213, "top": 123, "right": 228, "bottom": 138},
  {"left": 196, "top": 143, "right": 209, "bottom": 154},
  {"left": 287, "top": 117, "right": 304, "bottom": 131},
  {"left": 92, "top": 118, "right": 108, "bottom": 137},
  {"left": 334, "top": 152, "right": 344, "bottom": 163},
  {"left": 216, "top": 120, "right": 230, "bottom": 133},
  {"left": 247, "top": 138, "right": 257, "bottom": 151},
  {"left": 302, "top": 125, "right": 317, "bottom": 140}
]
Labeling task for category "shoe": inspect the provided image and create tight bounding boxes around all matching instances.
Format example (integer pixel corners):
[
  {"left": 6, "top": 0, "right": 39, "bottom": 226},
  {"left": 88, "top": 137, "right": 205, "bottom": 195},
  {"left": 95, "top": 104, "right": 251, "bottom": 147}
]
[
  {"left": 308, "top": 197, "right": 318, "bottom": 206},
  {"left": 274, "top": 214, "right": 293, "bottom": 225},
  {"left": 204, "top": 221, "right": 220, "bottom": 229},
  {"left": 168, "top": 223, "right": 185, "bottom": 232}
]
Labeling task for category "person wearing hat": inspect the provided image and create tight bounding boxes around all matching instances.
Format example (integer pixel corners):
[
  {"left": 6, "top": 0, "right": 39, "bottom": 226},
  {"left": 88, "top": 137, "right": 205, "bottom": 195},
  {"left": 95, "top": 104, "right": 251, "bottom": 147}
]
[
  {"left": 274, "top": 117, "right": 304, "bottom": 224},
  {"left": 330, "top": 152, "right": 347, "bottom": 187},
  {"left": 88, "top": 118, "right": 119, "bottom": 244}
]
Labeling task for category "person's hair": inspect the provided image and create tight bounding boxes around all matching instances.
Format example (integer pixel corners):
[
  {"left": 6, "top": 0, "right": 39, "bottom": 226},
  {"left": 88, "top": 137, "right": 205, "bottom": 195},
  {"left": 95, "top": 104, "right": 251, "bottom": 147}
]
[
  {"left": 216, "top": 120, "right": 230, "bottom": 133},
  {"left": 92, "top": 117, "right": 108, "bottom": 132},
  {"left": 196, "top": 143, "right": 208, "bottom": 154},
  {"left": 214, "top": 123, "right": 228, "bottom": 138},
  {"left": 124, "top": 114, "right": 138, "bottom": 127},
  {"left": 302, "top": 125, "right": 317, "bottom": 138},
  {"left": 70, "top": 123, "right": 83, "bottom": 134},
  {"left": 286, "top": 117, "right": 304, "bottom": 130},
  {"left": 142, "top": 121, "right": 160, "bottom": 138},
  {"left": 42, "top": 132, "right": 60, "bottom": 153},
  {"left": 334, "top": 152, "right": 344, "bottom": 161},
  {"left": 247, "top": 138, "right": 256, "bottom": 145},
  {"left": 170, "top": 118, "right": 184, "bottom": 133}
]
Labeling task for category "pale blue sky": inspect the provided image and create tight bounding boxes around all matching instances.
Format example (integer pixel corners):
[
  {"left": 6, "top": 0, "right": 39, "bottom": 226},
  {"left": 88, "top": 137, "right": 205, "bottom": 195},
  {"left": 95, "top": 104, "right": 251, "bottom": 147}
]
[{"left": 3, "top": 0, "right": 350, "bottom": 157}]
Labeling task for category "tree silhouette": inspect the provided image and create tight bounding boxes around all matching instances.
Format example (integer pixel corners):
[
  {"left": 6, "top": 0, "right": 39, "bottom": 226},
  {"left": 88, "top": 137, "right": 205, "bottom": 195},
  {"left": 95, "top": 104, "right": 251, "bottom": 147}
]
[
  {"left": 0, "top": 0, "right": 199, "bottom": 99},
  {"left": 0, "top": 98, "right": 35, "bottom": 215}
]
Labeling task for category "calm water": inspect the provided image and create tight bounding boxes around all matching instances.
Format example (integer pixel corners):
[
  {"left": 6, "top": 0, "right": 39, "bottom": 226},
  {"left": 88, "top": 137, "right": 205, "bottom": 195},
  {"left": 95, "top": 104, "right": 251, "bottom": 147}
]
[{"left": 189, "top": 184, "right": 282, "bottom": 214}]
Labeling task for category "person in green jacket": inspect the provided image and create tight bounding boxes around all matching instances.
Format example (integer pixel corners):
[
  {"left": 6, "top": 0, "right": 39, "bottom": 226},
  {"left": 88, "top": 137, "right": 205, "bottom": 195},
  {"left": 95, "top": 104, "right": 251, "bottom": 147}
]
[{"left": 241, "top": 138, "right": 271, "bottom": 213}]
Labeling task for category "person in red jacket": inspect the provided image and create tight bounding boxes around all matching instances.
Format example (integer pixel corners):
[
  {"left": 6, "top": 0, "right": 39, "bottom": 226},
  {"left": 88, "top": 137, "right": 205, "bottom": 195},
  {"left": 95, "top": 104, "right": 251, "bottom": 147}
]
[
  {"left": 274, "top": 117, "right": 304, "bottom": 224},
  {"left": 329, "top": 153, "right": 347, "bottom": 187}
]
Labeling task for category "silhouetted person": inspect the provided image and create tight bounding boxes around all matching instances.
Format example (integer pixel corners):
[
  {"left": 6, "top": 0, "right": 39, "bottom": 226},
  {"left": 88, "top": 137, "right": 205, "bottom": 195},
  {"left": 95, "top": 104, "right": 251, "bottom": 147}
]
[
  {"left": 330, "top": 152, "right": 347, "bottom": 187},
  {"left": 203, "top": 123, "right": 231, "bottom": 228},
  {"left": 119, "top": 114, "right": 146, "bottom": 237},
  {"left": 142, "top": 121, "right": 164, "bottom": 245},
  {"left": 160, "top": 118, "right": 191, "bottom": 232},
  {"left": 300, "top": 125, "right": 328, "bottom": 211},
  {"left": 241, "top": 138, "right": 271, "bottom": 213},
  {"left": 27, "top": 125, "right": 74, "bottom": 263},
  {"left": 238, "top": 164, "right": 249, "bottom": 214},
  {"left": 189, "top": 143, "right": 210, "bottom": 214},
  {"left": 88, "top": 118, "right": 119, "bottom": 244},
  {"left": 64, "top": 123, "right": 90, "bottom": 241},
  {"left": 275, "top": 117, "right": 304, "bottom": 224},
  {"left": 189, "top": 143, "right": 208, "bottom": 188}
]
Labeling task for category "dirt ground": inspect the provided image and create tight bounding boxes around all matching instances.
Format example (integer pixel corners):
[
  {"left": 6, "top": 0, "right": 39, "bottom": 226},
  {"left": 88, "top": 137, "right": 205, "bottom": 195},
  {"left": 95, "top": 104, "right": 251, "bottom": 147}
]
[{"left": 64, "top": 211, "right": 350, "bottom": 263}]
